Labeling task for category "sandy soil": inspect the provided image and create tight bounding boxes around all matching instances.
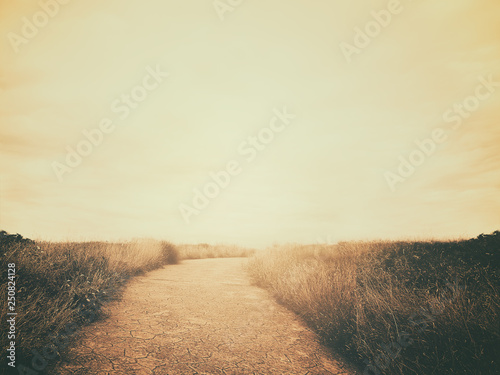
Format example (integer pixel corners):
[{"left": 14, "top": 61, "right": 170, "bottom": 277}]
[{"left": 52, "top": 258, "right": 356, "bottom": 374}]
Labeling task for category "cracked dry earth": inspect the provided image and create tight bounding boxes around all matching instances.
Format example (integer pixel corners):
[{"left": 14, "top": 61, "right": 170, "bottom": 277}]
[{"left": 52, "top": 258, "right": 355, "bottom": 375}]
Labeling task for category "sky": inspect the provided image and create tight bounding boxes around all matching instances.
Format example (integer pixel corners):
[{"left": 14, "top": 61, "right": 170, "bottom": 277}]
[{"left": 1, "top": 0, "right": 499, "bottom": 247}]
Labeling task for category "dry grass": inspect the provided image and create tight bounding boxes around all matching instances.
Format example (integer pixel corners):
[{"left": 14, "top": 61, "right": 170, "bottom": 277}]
[
  {"left": 0, "top": 236, "right": 253, "bottom": 372},
  {"left": 0, "top": 236, "right": 178, "bottom": 372},
  {"left": 177, "top": 243, "right": 255, "bottom": 259},
  {"left": 247, "top": 234, "right": 500, "bottom": 375}
]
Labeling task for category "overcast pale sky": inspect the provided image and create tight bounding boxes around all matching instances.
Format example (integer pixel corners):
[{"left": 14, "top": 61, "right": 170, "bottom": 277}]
[{"left": 1, "top": 0, "right": 499, "bottom": 247}]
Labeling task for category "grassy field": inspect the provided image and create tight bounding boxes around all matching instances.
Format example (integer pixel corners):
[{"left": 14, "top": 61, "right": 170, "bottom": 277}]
[
  {"left": 3, "top": 231, "right": 498, "bottom": 374},
  {"left": 177, "top": 243, "right": 256, "bottom": 259},
  {"left": 0, "top": 233, "right": 254, "bottom": 373},
  {"left": 247, "top": 232, "right": 500, "bottom": 375},
  {"left": 0, "top": 234, "right": 179, "bottom": 373}
]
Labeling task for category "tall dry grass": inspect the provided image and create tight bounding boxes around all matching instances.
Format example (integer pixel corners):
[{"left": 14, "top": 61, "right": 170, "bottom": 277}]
[
  {"left": 0, "top": 236, "right": 178, "bottom": 372},
  {"left": 177, "top": 243, "right": 255, "bottom": 259},
  {"left": 247, "top": 234, "right": 500, "bottom": 374}
]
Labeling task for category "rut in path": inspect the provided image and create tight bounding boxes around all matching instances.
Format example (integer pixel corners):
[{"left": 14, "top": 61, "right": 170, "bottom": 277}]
[{"left": 52, "top": 258, "right": 355, "bottom": 374}]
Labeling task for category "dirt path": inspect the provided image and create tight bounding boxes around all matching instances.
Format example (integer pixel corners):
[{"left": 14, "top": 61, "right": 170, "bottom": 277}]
[{"left": 53, "top": 258, "right": 355, "bottom": 374}]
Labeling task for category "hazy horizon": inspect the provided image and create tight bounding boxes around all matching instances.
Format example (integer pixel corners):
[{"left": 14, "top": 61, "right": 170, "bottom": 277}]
[{"left": 1, "top": 0, "right": 499, "bottom": 248}]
